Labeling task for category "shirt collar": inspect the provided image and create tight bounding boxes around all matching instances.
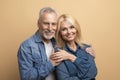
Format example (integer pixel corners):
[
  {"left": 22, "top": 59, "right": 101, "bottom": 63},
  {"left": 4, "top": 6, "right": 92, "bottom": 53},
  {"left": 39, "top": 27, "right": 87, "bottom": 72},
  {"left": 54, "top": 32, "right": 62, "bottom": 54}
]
[
  {"left": 34, "top": 30, "right": 42, "bottom": 43},
  {"left": 64, "top": 43, "right": 81, "bottom": 54},
  {"left": 34, "top": 30, "right": 56, "bottom": 47}
]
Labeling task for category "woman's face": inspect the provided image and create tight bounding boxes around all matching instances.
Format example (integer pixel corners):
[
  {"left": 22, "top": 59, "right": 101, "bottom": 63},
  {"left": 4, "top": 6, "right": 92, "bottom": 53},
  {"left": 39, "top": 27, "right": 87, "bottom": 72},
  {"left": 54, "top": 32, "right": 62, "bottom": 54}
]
[{"left": 60, "top": 21, "right": 77, "bottom": 42}]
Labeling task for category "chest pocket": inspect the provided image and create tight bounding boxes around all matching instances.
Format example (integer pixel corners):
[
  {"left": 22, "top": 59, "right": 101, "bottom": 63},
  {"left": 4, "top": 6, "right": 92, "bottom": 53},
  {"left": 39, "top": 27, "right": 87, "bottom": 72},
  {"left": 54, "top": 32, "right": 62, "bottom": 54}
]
[{"left": 31, "top": 47, "right": 43, "bottom": 67}]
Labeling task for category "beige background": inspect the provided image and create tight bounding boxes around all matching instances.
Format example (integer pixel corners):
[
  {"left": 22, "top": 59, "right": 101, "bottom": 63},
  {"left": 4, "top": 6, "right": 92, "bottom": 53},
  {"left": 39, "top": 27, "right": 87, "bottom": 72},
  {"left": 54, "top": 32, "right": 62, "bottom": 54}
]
[{"left": 0, "top": 0, "right": 120, "bottom": 80}]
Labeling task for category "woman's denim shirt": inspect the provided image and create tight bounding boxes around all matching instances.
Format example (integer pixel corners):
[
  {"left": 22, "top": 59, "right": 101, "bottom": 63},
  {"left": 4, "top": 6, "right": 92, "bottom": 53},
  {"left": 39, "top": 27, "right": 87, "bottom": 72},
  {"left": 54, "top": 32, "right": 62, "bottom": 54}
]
[
  {"left": 56, "top": 44, "right": 97, "bottom": 80},
  {"left": 17, "top": 31, "right": 56, "bottom": 80}
]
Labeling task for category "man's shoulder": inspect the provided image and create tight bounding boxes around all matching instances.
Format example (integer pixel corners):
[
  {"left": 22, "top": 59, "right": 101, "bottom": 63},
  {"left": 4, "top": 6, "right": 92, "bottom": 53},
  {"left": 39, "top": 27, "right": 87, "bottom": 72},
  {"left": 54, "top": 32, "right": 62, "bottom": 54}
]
[
  {"left": 20, "top": 33, "right": 38, "bottom": 47},
  {"left": 20, "top": 37, "right": 33, "bottom": 47}
]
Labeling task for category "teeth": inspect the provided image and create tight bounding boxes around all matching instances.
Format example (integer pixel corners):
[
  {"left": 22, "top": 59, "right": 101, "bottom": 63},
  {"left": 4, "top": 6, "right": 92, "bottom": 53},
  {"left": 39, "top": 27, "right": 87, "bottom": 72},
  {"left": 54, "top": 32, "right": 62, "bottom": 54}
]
[{"left": 67, "top": 35, "right": 72, "bottom": 38}]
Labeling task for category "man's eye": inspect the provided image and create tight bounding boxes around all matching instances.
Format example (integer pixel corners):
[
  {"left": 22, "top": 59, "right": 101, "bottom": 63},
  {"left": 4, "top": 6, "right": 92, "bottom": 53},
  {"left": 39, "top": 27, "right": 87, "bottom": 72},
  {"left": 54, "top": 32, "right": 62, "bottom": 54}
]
[
  {"left": 52, "top": 23, "right": 56, "bottom": 26},
  {"left": 43, "top": 22, "right": 49, "bottom": 25},
  {"left": 70, "top": 26, "right": 75, "bottom": 29},
  {"left": 43, "top": 22, "right": 56, "bottom": 26}
]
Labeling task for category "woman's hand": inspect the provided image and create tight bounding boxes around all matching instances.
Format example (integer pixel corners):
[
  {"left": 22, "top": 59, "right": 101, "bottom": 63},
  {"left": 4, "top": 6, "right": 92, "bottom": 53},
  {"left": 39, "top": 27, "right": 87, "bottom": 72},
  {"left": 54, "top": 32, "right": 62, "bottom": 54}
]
[{"left": 50, "top": 49, "right": 76, "bottom": 62}]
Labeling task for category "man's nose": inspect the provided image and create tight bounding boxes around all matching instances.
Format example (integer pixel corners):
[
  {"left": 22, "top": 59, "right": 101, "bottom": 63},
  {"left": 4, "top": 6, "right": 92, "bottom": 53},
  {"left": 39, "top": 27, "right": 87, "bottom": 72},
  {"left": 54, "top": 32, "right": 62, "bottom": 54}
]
[{"left": 48, "top": 23, "right": 52, "bottom": 30}]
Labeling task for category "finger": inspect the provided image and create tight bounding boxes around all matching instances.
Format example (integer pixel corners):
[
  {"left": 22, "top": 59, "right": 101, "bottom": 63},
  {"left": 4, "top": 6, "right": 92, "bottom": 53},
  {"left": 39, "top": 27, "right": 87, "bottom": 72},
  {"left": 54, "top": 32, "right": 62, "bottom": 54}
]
[
  {"left": 50, "top": 53, "right": 57, "bottom": 59},
  {"left": 51, "top": 56, "right": 62, "bottom": 60},
  {"left": 55, "top": 58, "right": 63, "bottom": 62},
  {"left": 86, "top": 48, "right": 96, "bottom": 58},
  {"left": 50, "top": 54, "right": 56, "bottom": 59},
  {"left": 57, "top": 48, "right": 63, "bottom": 52},
  {"left": 51, "top": 54, "right": 62, "bottom": 59},
  {"left": 50, "top": 53, "right": 61, "bottom": 59},
  {"left": 52, "top": 49, "right": 55, "bottom": 53},
  {"left": 89, "top": 51, "right": 96, "bottom": 58},
  {"left": 86, "top": 48, "right": 92, "bottom": 53}
]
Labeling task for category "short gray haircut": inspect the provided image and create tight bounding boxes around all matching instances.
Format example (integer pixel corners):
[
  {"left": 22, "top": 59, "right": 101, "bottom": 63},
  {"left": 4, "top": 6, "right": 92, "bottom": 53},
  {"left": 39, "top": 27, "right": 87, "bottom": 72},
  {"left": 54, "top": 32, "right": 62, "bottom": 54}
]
[{"left": 39, "top": 7, "right": 58, "bottom": 18}]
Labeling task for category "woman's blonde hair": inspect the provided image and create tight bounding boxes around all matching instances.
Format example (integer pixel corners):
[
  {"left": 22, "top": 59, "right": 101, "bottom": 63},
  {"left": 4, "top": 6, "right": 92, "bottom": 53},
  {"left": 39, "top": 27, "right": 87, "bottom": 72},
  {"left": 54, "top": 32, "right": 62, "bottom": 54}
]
[{"left": 55, "top": 14, "right": 83, "bottom": 48}]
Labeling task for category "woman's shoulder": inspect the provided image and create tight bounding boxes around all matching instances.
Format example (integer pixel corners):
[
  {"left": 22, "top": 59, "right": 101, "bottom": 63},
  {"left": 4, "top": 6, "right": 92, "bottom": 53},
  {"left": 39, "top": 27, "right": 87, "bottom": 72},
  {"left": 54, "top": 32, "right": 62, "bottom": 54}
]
[{"left": 80, "top": 43, "right": 91, "bottom": 50}]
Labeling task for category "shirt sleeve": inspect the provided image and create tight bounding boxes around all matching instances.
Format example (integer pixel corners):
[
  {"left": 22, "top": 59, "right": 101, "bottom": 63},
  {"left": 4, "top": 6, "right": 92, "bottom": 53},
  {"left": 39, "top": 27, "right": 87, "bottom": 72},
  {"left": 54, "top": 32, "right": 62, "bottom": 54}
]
[
  {"left": 73, "top": 57, "right": 91, "bottom": 78},
  {"left": 56, "top": 56, "right": 91, "bottom": 80},
  {"left": 17, "top": 45, "right": 54, "bottom": 80},
  {"left": 56, "top": 62, "right": 81, "bottom": 80}
]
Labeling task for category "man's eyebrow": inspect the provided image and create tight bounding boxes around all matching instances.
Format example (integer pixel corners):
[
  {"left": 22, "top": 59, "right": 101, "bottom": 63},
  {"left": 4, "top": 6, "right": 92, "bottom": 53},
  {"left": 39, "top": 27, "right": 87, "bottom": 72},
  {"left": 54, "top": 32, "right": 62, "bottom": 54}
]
[{"left": 43, "top": 22, "right": 57, "bottom": 25}]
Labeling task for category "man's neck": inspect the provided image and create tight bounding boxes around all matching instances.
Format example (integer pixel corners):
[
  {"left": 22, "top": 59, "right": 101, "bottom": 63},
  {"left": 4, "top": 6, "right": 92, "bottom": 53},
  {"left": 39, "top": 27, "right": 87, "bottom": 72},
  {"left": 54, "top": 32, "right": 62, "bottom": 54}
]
[{"left": 42, "top": 37, "right": 51, "bottom": 44}]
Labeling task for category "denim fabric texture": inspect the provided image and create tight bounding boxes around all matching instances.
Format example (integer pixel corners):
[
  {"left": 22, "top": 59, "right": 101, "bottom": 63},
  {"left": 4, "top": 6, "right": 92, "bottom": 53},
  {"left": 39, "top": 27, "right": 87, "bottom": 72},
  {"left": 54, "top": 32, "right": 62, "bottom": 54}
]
[
  {"left": 56, "top": 44, "right": 97, "bottom": 80},
  {"left": 17, "top": 31, "right": 56, "bottom": 80}
]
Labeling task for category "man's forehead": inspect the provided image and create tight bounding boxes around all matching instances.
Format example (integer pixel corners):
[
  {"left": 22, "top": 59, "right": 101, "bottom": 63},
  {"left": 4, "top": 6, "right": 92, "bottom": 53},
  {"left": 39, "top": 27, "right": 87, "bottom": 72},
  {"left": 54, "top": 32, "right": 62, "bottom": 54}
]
[{"left": 42, "top": 12, "right": 57, "bottom": 18}]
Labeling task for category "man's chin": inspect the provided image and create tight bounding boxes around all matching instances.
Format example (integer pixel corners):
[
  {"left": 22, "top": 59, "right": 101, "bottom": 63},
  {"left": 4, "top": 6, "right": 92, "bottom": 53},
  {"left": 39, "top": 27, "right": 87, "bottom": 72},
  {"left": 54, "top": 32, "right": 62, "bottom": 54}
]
[{"left": 44, "top": 35, "right": 54, "bottom": 40}]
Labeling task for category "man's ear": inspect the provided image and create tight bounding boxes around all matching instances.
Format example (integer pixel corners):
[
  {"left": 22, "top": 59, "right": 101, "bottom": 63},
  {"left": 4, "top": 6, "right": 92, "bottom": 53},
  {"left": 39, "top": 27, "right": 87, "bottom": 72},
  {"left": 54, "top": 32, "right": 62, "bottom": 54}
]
[{"left": 37, "top": 19, "right": 40, "bottom": 27}]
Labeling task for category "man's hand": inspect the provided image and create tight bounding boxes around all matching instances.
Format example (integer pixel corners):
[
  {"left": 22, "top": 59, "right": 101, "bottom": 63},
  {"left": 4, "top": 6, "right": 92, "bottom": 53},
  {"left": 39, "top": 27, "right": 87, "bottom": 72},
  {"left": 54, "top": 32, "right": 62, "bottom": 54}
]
[
  {"left": 49, "top": 49, "right": 61, "bottom": 66},
  {"left": 49, "top": 58, "right": 61, "bottom": 66},
  {"left": 86, "top": 47, "right": 96, "bottom": 58}
]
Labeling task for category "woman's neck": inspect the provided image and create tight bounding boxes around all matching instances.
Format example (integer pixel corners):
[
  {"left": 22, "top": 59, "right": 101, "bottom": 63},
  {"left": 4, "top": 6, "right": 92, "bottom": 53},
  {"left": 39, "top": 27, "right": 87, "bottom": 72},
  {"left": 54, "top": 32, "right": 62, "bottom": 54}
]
[{"left": 67, "top": 41, "right": 77, "bottom": 51}]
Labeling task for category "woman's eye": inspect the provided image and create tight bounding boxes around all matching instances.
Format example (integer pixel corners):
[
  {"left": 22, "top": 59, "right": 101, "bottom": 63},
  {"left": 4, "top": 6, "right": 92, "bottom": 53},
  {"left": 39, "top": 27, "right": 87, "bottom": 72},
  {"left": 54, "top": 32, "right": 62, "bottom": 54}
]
[{"left": 62, "top": 28, "right": 67, "bottom": 31}]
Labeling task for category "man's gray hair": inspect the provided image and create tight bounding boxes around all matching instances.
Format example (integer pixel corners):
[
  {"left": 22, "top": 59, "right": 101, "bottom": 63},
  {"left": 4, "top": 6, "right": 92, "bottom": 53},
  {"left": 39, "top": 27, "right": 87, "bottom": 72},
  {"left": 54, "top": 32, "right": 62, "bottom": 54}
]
[{"left": 39, "top": 7, "right": 58, "bottom": 18}]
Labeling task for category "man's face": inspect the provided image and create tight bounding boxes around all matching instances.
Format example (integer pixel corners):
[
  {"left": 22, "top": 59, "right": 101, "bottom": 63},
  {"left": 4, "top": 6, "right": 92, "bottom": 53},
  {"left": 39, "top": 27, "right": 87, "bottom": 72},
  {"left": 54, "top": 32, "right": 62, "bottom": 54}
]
[{"left": 38, "top": 12, "right": 57, "bottom": 40}]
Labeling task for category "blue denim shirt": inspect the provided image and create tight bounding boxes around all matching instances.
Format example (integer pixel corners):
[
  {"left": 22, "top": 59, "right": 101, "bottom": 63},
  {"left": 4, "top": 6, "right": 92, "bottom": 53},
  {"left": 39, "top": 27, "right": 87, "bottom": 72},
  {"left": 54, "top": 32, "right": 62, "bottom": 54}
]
[
  {"left": 17, "top": 31, "right": 56, "bottom": 80},
  {"left": 56, "top": 44, "right": 97, "bottom": 80}
]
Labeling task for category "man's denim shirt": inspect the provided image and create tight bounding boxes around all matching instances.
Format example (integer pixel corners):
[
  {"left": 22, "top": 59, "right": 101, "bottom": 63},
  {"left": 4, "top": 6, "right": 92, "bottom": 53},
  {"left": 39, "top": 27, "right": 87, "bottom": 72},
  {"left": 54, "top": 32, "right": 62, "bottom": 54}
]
[{"left": 17, "top": 31, "right": 56, "bottom": 80}]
